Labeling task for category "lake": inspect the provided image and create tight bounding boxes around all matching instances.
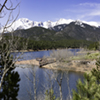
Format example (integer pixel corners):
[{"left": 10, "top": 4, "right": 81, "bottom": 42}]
[{"left": 14, "top": 49, "right": 84, "bottom": 100}]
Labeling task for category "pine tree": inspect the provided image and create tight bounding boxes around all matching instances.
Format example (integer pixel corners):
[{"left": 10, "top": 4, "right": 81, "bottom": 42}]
[
  {"left": 72, "top": 72, "right": 100, "bottom": 100},
  {"left": 0, "top": 43, "right": 20, "bottom": 99},
  {"left": 0, "top": 71, "right": 20, "bottom": 100},
  {"left": 72, "top": 57, "right": 100, "bottom": 100},
  {"left": 91, "top": 58, "right": 100, "bottom": 83}
]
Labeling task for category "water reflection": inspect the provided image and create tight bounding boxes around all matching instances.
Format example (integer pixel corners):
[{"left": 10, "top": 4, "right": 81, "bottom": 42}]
[
  {"left": 15, "top": 65, "right": 83, "bottom": 100},
  {"left": 0, "top": 68, "right": 20, "bottom": 100}
]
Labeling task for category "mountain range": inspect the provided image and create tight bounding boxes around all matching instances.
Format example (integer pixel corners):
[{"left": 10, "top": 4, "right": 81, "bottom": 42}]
[
  {"left": 2, "top": 18, "right": 100, "bottom": 42},
  {"left": 1, "top": 18, "right": 100, "bottom": 33},
  {"left": 6, "top": 20, "right": 99, "bottom": 42}
]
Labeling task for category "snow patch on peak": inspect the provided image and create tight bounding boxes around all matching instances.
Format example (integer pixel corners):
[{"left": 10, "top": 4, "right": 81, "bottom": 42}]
[
  {"left": 19, "top": 18, "right": 30, "bottom": 22},
  {"left": 75, "top": 20, "right": 82, "bottom": 24},
  {"left": 11, "top": 18, "right": 34, "bottom": 30},
  {"left": 75, "top": 20, "right": 85, "bottom": 28},
  {"left": 83, "top": 21, "right": 99, "bottom": 27},
  {"left": 43, "top": 21, "right": 56, "bottom": 28},
  {"left": 56, "top": 18, "right": 73, "bottom": 25}
]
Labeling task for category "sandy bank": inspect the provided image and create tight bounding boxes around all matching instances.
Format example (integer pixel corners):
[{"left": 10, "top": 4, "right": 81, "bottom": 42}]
[
  {"left": 15, "top": 59, "right": 39, "bottom": 66},
  {"left": 42, "top": 60, "right": 96, "bottom": 73},
  {"left": 15, "top": 59, "right": 96, "bottom": 73}
]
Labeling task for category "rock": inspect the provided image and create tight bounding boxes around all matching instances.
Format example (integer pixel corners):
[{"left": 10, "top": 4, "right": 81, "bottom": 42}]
[{"left": 79, "top": 61, "right": 90, "bottom": 65}]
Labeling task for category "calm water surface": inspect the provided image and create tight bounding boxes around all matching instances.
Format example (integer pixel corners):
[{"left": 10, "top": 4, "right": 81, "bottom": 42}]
[{"left": 14, "top": 49, "right": 83, "bottom": 100}]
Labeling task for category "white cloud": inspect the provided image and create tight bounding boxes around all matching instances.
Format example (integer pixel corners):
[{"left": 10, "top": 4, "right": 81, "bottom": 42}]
[
  {"left": 64, "top": 2, "right": 100, "bottom": 21},
  {"left": 79, "top": 3, "right": 100, "bottom": 7},
  {"left": 79, "top": 3, "right": 100, "bottom": 16},
  {"left": 89, "top": 11, "right": 100, "bottom": 16}
]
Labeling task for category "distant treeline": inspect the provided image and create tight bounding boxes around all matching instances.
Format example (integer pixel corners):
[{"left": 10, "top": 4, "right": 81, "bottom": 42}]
[
  {"left": 27, "top": 39, "right": 94, "bottom": 50},
  {"left": 3, "top": 36, "right": 98, "bottom": 51}
]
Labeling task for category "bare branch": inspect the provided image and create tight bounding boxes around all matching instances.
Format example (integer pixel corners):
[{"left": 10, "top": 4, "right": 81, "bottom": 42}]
[
  {"left": 1, "top": 8, "right": 20, "bottom": 35},
  {"left": 4, "top": 2, "right": 20, "bottom": 11},
  {"left": 0, "top": 0, "right": 27, "bottom": 93},
  {"left": 0, "top": 0, "right": 8, "bottom": 13}
]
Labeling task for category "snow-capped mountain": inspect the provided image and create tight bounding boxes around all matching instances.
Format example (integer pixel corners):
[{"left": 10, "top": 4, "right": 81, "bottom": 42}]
[
  {"left": 56, "top": 18, "right": 73, "bottom": 25},
  {"left": 0, "top": 18, "right": 100, "bottom": 33}
]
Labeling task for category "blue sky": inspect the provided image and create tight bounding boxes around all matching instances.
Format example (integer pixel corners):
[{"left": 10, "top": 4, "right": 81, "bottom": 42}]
[
  {"left": 19, "top": 0, "right": 100, "bottom": 22},
  {"left": 1, "top": 0, "right": 100, "bottom": 25}
]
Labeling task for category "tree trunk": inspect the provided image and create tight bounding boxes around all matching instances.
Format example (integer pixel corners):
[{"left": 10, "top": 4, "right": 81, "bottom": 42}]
[{"left": 59, "top": 84, "right": 63, "bottom": 100}]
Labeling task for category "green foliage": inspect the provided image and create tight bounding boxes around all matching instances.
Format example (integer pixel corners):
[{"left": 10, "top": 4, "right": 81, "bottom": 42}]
[
  {"left": 0, "top": 38, "right": 20, "bottom": 100},
  {"left": 87, "top": 52, "right": 90, "bottom": 55},
  {"left": 2, "top": 35, "right": 27, "bottom": 50},
  {"left": 84, "top": 52, "right": 100, "bottom": 60},
  {"left": 88, "top": 42, "right": 99, "bottom": 50},
  {"left": 27, "top": 39, "right": 92, "bottom": 51},
  {"left": 0, "top": 53, "right": 20, "bottom": 100},
  {"left": 4, "top": 32, "right": 93, "bottom": 50},
  {"left": 45, "top": 88, "right": 59, "bottom": 100},
  {"left": 72, "top": 52, "right": 100, "bottom": 60},
  {"left": 73, "top": 73, "right": 100, "bottom": 100},
  {"left": 91, "top": 58, "right": 100, "bottom": 83},
  {"left": 72, "top": 57, "right": 100, "bottom": 100},
  {"left": 0, "top": 71, "right": 20, "bottom": 100}
]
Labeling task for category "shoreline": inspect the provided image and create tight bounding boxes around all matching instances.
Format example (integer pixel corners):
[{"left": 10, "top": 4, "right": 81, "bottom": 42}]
[
  {"left": 41, "top": 60, "right": 96, "bottom": 73},
  {"left": 11, "top": 48, "right": 88, "bottom": 53},
  {"left": 15, "top": 59, "right": 96, "bottom": 73},
  {"left": 12, "top": 49, "right": 53, "bottom": 53},
  {"left": 15, "top": 59, "right": 39, "bottom": 66}
]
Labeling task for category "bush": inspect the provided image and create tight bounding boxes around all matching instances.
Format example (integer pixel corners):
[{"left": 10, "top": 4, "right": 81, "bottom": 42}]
[{"left": 50, "top": 49, "right": 73, "bottom": 62}]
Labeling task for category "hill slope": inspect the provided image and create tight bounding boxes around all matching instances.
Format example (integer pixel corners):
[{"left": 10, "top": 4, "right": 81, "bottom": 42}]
[
  {"left": 55, "top": 21, "right": 100, "bottom": 41},
  {"left": 4, "top": 20, "right": 100, "bottom": 41}
]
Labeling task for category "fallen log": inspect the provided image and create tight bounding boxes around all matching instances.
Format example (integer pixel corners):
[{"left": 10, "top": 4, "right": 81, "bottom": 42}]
[{"left": 37, "top": 57, "right": 56, "bottom": 67}]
